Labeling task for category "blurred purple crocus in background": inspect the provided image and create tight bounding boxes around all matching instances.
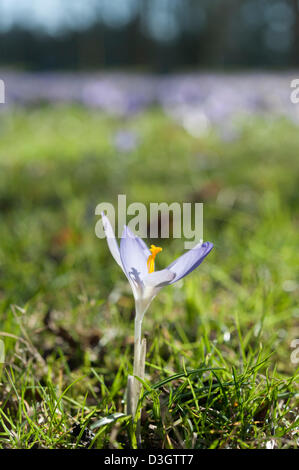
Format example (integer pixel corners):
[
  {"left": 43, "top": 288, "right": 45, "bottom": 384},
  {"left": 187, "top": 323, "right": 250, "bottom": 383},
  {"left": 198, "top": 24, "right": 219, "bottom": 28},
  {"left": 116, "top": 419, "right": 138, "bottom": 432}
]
[
  {"left": 101, "top": 213, "right": 213, "bottom": 439},
  {"left": 113, "top": 130, "right": 139, "bottom": 153},
  {"left": 2, "top": 71, "right": 299, "bottom": 128}
]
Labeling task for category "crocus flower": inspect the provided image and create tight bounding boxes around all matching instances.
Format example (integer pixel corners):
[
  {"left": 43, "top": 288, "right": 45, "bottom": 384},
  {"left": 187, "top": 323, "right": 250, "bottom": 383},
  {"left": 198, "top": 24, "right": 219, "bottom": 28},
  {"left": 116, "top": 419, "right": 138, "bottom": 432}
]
[{"left": 101, "top": 212, "right": 213, "bottom": 429}]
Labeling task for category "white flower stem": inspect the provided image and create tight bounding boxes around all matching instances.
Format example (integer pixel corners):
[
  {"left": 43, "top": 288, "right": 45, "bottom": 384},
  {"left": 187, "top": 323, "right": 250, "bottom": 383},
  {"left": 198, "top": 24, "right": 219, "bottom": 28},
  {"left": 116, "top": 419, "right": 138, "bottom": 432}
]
[
  {"left": 133, "top": 315, "right": 142, "bottom": 383},
  {"left": 127, "top": 299, "right": 148, "bottom": 446},
  {"left": 132, "top": 310, "right": 144, "bottom": 415}
]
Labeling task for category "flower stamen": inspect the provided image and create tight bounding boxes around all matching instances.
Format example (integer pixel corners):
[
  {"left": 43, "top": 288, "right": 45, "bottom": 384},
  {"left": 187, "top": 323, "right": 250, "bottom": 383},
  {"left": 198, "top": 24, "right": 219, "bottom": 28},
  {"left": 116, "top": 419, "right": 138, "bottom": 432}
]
[{"left": 147, "top": 245, "right": 162, "bottom": 273}]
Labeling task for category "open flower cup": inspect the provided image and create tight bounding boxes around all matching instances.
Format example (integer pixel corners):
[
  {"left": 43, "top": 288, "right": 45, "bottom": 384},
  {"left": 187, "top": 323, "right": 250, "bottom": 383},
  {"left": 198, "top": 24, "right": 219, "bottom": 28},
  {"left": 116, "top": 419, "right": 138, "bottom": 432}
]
[{"left": 101, "top": 212, "right": 213, "bottom": 427}]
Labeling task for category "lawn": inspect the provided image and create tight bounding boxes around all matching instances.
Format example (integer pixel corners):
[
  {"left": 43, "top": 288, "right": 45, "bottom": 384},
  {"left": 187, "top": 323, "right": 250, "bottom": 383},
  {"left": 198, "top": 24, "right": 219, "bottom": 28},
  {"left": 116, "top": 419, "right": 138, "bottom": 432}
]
[{"left": 0, "top": 103, "right": 298, "bottom": 448}]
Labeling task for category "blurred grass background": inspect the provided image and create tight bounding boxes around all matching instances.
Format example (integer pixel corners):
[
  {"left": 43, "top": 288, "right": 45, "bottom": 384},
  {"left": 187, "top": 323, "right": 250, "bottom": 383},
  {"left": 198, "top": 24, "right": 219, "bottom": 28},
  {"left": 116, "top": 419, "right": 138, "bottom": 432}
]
[
  {"left": 0, "top": 102, "right": 298, "bottom": 448},
  {"left": 1, "top": 0, "right": 299, "bottom": 451}
]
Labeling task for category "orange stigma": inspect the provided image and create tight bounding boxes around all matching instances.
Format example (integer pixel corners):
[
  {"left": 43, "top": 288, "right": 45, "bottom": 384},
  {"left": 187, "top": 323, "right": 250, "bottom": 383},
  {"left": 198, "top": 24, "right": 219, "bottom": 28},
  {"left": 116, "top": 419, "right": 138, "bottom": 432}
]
[{"left": 147, "top": 245, "right": 162, "bottom": 273}]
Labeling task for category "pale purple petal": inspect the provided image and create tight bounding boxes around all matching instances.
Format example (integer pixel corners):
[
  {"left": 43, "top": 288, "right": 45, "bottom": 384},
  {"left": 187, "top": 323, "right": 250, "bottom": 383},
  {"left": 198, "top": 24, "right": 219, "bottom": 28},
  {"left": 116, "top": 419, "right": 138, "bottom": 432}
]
[
  {"left": 143, "top": 269, "right": 176, "bottom": 288},
  {"left": 135, "top": 234, "right": 151, "bottom": 258},
  {"left": 119, "top": 225, "right": 148, "bottom": 286},
  {"left": 101, "top": 212, "right": 123, "bottom": 270},
  {"left": 167, "top": 242, "right": 213, "bottom": 284}
]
